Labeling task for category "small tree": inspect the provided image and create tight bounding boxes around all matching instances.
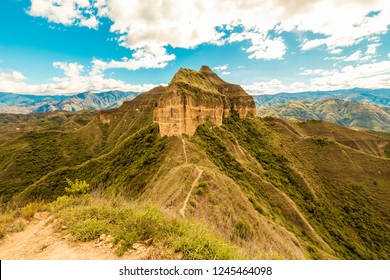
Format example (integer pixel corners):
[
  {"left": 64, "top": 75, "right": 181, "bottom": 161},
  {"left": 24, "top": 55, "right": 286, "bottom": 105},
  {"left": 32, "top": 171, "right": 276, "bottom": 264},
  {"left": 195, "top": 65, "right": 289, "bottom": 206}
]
[{"left": 65, "top": 178, "right": 90, "bottom": 195}]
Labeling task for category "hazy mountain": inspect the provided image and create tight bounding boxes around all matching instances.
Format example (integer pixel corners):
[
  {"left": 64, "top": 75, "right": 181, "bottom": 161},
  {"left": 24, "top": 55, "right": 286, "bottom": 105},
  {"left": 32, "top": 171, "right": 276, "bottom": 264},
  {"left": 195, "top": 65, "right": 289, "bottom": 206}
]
[
  {"left": 252, "top": 88, "right": 390, "bottom": 107},
  {"left": 1, "top": 67, "right": 389, "bottom": 260},
  {"left": 0, "top": 92, "right": 67, "bottom": 114},
  {"left": 258, "top": 98, "right": 390, "bottom": 132},
  {"left": 0, "top": 91, "right": 139, "bottom": 114}
]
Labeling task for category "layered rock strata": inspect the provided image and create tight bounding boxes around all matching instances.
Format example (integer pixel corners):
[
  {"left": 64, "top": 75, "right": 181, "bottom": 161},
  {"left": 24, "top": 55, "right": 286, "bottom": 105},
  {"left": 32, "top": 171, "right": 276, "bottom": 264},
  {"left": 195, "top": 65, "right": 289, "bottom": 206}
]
[{"left": 153, "top": 66, "right": 256, "bottom": 136}]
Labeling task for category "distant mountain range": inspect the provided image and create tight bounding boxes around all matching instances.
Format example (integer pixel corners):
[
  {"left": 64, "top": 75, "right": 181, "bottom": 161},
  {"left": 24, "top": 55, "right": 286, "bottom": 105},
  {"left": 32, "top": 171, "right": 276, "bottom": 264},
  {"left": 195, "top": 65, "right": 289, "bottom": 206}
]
[
  {"left": 258, "top": 98, "right": 390, "bottom": 132},
  {"left": 0, "top": 91, "right": 139, "bottom": 114},
  {"left": 252, "top": 88, "right": 390, "bottom": 107},
  {"left": 2, "top": 87, "right": 390, "bottom": 133}
]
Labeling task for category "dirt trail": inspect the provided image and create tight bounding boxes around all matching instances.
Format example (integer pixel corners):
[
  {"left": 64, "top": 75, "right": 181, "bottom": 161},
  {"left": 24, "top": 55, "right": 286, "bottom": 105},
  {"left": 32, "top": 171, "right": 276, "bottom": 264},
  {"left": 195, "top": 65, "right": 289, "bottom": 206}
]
[
  {"left": 182, "top": 137, "right": 188, "bottom": 163},
  {"left": 0, "top": 212, "right": 151, "bottom": 260},
  {"left": 179, "top": 167, "right": 203, "bottom": 217},
  {"left": 179, "top": 137, "right": 204, "bottom": 217}
]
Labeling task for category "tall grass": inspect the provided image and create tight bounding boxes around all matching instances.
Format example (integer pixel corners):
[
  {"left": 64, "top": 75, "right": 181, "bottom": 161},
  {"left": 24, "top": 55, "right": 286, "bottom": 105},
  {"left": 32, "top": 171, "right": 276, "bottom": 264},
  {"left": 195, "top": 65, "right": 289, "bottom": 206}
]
[{"left": 51, "top": 194, "right": 247, "bottom": 259}]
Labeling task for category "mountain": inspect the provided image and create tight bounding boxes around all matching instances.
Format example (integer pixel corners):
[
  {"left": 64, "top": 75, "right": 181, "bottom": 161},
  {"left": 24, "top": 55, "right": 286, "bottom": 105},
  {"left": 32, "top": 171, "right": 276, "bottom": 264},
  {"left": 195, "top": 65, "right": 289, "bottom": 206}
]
[
  {"left": 258, "top": 98, "right": 390, "bottom": 132},
  {"left": 34, "top": 91, "right": 139, "bottom": 113},
  {"left": 252, "top": 88, "right": 390, "bottom": 107},
  {"left": 0, "top": 92, "right": 67, "bottom": 114},
  {"left": 1, "top": 66, "right": 389, "bottom": 260},
  {"left": 0, "top": 91, "right": 139, "bottom": 114}
]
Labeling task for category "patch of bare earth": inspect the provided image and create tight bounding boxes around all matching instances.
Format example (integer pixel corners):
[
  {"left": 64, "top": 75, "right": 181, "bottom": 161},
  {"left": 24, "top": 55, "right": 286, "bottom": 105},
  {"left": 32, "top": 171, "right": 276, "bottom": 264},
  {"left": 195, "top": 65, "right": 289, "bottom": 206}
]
[{"left": 0, "top": 212, "right": 159, "bottom": 260}]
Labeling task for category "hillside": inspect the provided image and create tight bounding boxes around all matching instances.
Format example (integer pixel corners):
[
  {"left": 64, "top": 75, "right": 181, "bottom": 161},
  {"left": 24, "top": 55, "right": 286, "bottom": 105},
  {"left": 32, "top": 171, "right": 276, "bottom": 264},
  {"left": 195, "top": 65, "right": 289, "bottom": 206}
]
[
  {"left": 1, "top": 67, "right": 390, "bottom": 260},
  {"left": 0, "top": 91, "right": 138, "bottom": 114},
  {"left": 258, "top": 99, "right": 390, "bottom": 132},
  {"left": 252, "top": 88, "right": 390, "bottom": 107}
]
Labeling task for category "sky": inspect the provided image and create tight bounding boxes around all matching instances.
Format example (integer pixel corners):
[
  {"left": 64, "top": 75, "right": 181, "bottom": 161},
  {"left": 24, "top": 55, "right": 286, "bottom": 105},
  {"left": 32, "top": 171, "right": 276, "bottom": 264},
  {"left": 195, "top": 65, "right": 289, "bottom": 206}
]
[{"left": 0, "top": 0, "right": 390, "bottom": 95}]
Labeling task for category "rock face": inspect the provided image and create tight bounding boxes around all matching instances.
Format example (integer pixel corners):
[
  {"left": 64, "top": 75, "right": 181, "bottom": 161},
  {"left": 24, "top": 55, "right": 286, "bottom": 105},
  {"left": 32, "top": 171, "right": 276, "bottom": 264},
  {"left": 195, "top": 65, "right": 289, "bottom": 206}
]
[{"left": 153, "top": 66, "right": 256, "bottom": 136}]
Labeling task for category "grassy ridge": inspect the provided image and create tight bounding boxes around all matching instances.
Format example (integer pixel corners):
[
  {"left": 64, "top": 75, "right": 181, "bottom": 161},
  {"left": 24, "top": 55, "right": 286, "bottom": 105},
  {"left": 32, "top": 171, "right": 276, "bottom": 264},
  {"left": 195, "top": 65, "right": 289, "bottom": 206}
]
[{"left": 192, "top": 115, "right": 390, "bottom": 259}]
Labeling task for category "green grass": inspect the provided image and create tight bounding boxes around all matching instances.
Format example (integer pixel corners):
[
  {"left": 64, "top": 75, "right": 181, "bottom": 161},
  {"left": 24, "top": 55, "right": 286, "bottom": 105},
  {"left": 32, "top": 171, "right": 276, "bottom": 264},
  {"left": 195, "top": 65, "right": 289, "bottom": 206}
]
[
  {"left": 192, "top": 115, "right": 390, "bottom": 259},
  {"left": 51, "top": 195, "right": 247, "bottom": 259}
]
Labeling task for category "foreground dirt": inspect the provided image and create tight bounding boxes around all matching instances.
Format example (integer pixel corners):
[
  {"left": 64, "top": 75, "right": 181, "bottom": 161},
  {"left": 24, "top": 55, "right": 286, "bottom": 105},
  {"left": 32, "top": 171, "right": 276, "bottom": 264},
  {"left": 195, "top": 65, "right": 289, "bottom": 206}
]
[{"left": 0, "top": 212, "right": 153, "bottom": 260}]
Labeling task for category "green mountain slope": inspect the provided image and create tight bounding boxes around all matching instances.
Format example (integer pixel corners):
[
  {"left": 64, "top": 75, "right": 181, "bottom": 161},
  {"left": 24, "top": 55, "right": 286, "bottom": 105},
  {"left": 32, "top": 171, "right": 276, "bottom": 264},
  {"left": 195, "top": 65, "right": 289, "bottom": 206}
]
[
  {"left": 258, "top": 98, "right": 390, "bottom": 132},
  {"left": 1, "top": 68, "right": 389, "bottom": 260},
  {"left": 252, "top": 88, "right": 390, "bottom": 107}
]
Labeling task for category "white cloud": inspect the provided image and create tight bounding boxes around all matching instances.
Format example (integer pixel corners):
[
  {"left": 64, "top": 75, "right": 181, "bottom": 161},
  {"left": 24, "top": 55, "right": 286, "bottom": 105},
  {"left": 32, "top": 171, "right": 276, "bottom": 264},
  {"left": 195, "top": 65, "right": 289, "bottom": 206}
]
[
  {"left": 247, "top": 37, "right": 286, "bottom": 60},
  {"left": 330, "top": 48, "right": 343, "bottom": 54},
  {"left": 221, "top": 71, "right": 230, "bottom": 75},
  {"left": 285, "top": 1, "right": 390, "bottom": 51},
  {"left": 388, "top": 53, "right": 390, "bottom": 58},
  {"left": 324, "top": 56, "right": 347, "bottom": 61},
  {"left": 28, "top": 0, "right": 99, "bottom": 29},
  {"left": 213, "top": 64, "right": 229, "bottom": 72},
  {"left": 0, "top": 71, "right": 26, "bottom": 82},
  {"left": 299, "top": 69, "right": 330, "bottom": 76},
  {"left": 243, "top": 79, "right": 306, "bottom": 94},
  {"left": 366, "top": 43, "right": 380, "bottom": 55},
  {"left": 344, "top": 50, "right": 362, "bottom": 61},
  {"left": 0, "top": 62, "right": 157, "bottom": 95},
  {"left": 95, "top": 47, "right": 175, "bottom": 72},
  {"left": 230, "top": 32, "right": 286, "bottom": 60},
  {"left": 310, "top": 60, "right": 390, "bottom": 89},
  {"left": 27, "top": 1, "right": 390, "bottom": 67},
  {"left": 246, "top": 59, "right": 390, "bottom": 94}
]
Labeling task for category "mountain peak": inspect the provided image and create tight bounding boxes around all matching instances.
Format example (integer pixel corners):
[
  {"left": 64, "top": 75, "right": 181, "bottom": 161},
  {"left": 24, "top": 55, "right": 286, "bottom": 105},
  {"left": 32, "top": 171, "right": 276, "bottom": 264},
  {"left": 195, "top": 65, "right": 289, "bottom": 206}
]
[
  {"left": 153, "top": 66, "right": 256, "bottom": 136},
  {"left": 199, "top": 65, "right": 214, "bottom": 73}
]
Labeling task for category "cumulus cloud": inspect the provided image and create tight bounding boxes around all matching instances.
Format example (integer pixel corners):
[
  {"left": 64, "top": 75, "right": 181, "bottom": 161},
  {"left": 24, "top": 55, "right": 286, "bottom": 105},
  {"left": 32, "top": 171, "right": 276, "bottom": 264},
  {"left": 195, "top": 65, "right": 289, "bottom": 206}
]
[
  {"left": 243, "top": 79, "right": 307, "bottom": 94},
  {"left": 286, "top": 1, "right": 390, "bottom": 51},
  {"left": 345, "top": 50, "right": 363, "bottom": 61},
  {"left": 229, "top": 32, "right": 286, "bottom": 60},
  {"left": 28, "top": 0, "right": 99, "bottom": 29},
  {"left": 213, "top": 64, "right": 229, "bottom": 72},
  {"left": 310, "top": 60, "right": 390, "bottom": 89},
  {"left": 29, "top": 0, "right": 390, "bottom": 65},
  {"left": 0, "top": 71, "right": 26, "bottom": 82},
  {"left": 299, "top": 69, "right": 330, "bottom": 76},
  {"left": 0, "top": 62, "right": 157, "bottom": 95},
  {"left": 94, "top": 47, "right": 175, "bottom": 72},
  {"left": 246, "top": 59, "right": 390, "bottom": 94},
  {"left": 366, "top": 43, "right": 380, "bottom": 55}
]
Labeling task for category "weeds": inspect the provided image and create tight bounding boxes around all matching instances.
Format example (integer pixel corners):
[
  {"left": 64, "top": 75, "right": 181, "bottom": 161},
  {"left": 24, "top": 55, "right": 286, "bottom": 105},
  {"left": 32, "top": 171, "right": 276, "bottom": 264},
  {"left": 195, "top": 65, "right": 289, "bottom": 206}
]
[
  {"left": 53, "top": 196, "right": 246, "bottom": 259},
  {"left": 20, "top": 202, "right": 44, "bottom": 220}
]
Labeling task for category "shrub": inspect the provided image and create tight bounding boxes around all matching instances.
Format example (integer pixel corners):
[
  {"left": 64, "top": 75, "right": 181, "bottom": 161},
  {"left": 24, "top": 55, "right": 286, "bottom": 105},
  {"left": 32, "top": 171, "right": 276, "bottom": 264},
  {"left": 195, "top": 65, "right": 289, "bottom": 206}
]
[
  {"left": 234, "top": 221, "right": 253, "bottom": 240},
  {"left": 65, "top": 178, "right": 91, "bottom": 195},
  {"left": 21, "top": 202, "right": 43, "bottom": 220},
  {"left": 196, "top": 181, "right": 209, "bottom": 196}
]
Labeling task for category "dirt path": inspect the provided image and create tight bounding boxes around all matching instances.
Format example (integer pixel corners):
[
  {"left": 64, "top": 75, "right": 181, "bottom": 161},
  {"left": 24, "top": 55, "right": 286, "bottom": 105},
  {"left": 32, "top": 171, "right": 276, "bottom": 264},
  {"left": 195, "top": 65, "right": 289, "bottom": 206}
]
[
  {"left": 0, "top": 212, "right": 151, "bottom": 260},
  {"left": 182, "top": 137, "right": 188, "bottom": 163},
  {"left": 179, "top": 167, "right": 203, "bottom": 217}
]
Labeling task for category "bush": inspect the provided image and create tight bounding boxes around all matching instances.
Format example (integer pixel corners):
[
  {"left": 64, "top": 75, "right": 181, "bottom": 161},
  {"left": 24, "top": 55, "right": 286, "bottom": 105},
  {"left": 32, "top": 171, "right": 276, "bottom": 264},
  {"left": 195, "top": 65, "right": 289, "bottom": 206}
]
[
  {"left": 65, "top": 178, "right": 91, "bottom": 195},
  {"left": 54, "top": 200, "right": 246, "bottom": 259},
  {"left": 234, "top": 221, "right": 253, "bottom": 240},
  {"left": 21, "top": 202, "right": 43, "bottom": 220}
]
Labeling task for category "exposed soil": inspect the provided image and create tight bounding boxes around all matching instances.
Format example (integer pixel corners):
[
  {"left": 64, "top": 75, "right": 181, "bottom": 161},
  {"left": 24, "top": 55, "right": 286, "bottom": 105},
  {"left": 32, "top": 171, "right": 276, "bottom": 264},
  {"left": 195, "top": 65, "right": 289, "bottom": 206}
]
[{"left": 0, "top": 212, "right": 154, "bottom": 260}]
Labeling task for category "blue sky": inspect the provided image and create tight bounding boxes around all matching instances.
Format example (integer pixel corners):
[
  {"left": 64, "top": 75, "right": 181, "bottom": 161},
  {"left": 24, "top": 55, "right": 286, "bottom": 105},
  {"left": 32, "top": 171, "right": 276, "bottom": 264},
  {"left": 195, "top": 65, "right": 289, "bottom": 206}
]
[{"left": 1, "top": 0, "right": 390, "bottom": 95}]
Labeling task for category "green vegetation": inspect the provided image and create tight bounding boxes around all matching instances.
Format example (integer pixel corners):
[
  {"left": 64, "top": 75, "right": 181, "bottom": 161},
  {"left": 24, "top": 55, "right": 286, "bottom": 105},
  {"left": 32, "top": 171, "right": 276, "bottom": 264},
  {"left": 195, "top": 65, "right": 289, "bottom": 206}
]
[
  {"left": 20, "top": 202, "right": 44, "bottom": 220},
  {"left": 51, "top": 194, "right": 246, "bottom": 259},
  {"left": 65, "top": 179, "right": 91, "bottom": 195},
  {"left": 257, "top": 98, "right": 390, "bottom": 132},
  {"left": 192, "top": 114, "right": 390, "bottom": 259},
  {"left": 0, "top": 69, "right": 389, "bottom": 260}
]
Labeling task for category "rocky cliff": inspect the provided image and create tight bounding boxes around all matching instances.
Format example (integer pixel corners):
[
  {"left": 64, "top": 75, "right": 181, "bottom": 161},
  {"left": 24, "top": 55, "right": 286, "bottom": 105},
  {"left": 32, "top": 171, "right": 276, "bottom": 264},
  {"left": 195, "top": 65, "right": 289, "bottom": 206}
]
[{"left": 153, "top": 66, "right": 256, "bottom": 136}]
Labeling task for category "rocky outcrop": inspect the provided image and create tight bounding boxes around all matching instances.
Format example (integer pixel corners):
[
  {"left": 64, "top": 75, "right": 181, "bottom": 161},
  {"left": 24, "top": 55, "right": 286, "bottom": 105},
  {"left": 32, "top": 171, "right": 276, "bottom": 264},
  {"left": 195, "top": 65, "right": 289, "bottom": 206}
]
[{"left": 153, "top": 66, "right": 256, "bottom": 136}]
